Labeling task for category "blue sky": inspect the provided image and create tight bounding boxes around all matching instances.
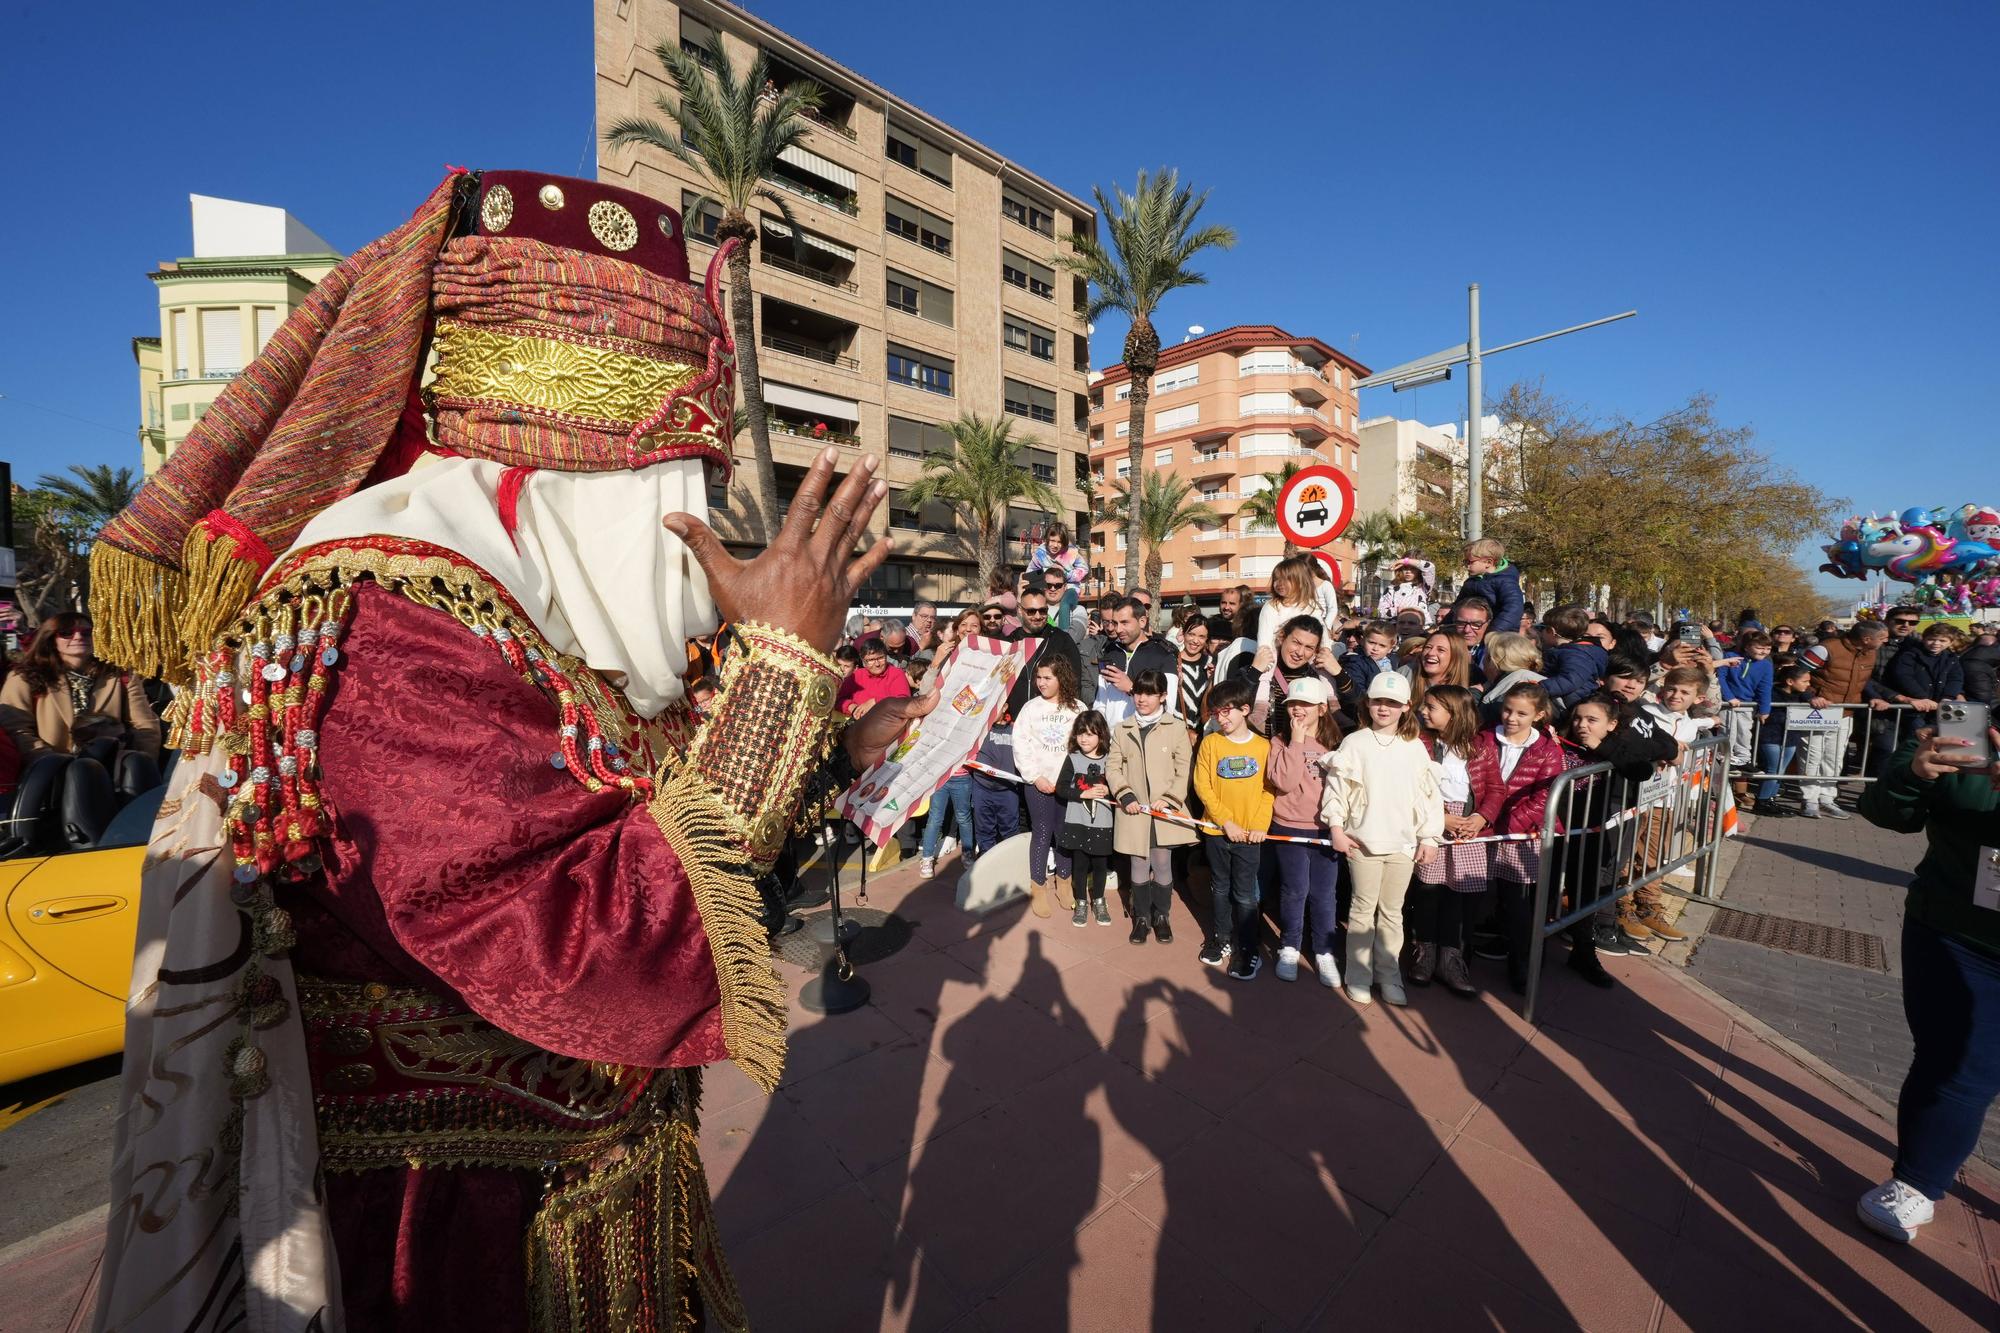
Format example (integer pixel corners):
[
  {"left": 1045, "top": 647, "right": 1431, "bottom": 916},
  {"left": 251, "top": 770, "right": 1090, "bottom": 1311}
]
[{"left": 3, "top": 0, "right": 1995, "bottom": 598}]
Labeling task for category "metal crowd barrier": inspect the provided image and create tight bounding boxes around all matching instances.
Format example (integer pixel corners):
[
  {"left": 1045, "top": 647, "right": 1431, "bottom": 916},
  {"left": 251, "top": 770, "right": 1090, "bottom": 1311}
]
[
  {"left": 1520, "top": 733, "right": 1732, "bottom": 1023},
  {"left": 1725, "top": 700, "right": 1918, "bottom": 789}
]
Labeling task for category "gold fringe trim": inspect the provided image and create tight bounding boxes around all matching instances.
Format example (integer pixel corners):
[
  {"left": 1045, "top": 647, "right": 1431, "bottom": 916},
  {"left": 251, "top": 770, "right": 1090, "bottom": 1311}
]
[
  {"left": 646, "top": 767, "right": 787, "bottom": 1094},
  {"left": 177, "top": 526, "right": 264, "bottom": 668},
  {"left": 86, "top": 543, "right": 190, "bottom": 683}
]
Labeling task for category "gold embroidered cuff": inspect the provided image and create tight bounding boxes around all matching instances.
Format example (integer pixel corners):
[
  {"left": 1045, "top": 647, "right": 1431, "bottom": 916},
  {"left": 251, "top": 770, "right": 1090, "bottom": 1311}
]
[
  {"left": 682, "top": 623, "right": 840, "bottom": 863},
  {"left": 644, "top": 623, "right": 838, "bottom": 1092}
]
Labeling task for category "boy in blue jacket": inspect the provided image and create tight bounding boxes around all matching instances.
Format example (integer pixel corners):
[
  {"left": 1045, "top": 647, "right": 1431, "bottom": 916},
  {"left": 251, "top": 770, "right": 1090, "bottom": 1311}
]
[
  {"left": 1540, "top": 604, "right": 1609, "bottom": 715},
  {"left": 1458, "top": 537, "right": 1525, "bottom": 636},
  {"left": 1718, "top": 628, "right": 1775, "bottom": 773}
]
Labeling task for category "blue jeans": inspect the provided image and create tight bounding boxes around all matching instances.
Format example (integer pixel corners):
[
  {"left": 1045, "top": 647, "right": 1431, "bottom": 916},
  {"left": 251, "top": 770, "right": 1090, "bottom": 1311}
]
[
  {"left": 1895, "top": 917, "right": 2000, "bottom": 1199},
  {"left": 971, "top": 776, "right": 1022, "bottom": 856},
  {"left": 1756, "top": 737, "right": 1800, "bottom": 802},
  {"left": 1205, "top": 835, "right": 1262, "bottom": 950},
  {"left": 920, "top": 775, "right": 974, "bottom": 861},
  {"left": 1270, "top": 823, "right": 1340, "bottom": 954}
]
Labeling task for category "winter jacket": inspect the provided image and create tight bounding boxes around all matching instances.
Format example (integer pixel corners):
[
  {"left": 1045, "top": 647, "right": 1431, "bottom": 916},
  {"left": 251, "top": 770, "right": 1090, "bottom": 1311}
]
[
  {"left": 1055, "top": 750, "right": 1116, "bottom": 856},
  {"left": 1457, "top": 561, "right": 1525, "bottom": 637},
  {"left": 1468, "top": 727, "right": 1569, "bottom": 838},
  {"left": 1860, "top": 737, "right": 2000, "bottom": 956},
  {"left": 0, "top": 666, "right": 162, "bottom": 761},
  {"left": 1028, "top": 544, "right": 1090, "bottom": 587},
  {"left": 1961, "top": 640, "right": 2000, "bottom": 704},
  {"left": 1717, "top": 656, "right": 1774, "bottom": 715},
  {"left": 1878, "top": 638, "right": 1966, "bottom": 704},
  {"left": 1107, "top": 714, "right": 1196, "bottom": 855},
  {"left": 1809, "top": 635, "right": 1877, "bottom": 705},
  {"left": 1080, "top": 633, "right": 1176, "bottom": 709},
  {"left": 1003, "top": 629, "right": 1083, "bottom": 722},
  {"left": 1012, "top": 696, "right": 1084, "bottom": 786},
  {"left": 1376, "top": 580, "right": 1434, "bottom": 623},
  {"left": 1759, "top": 687, "right": 1816, "bottom": 746},
  {"left": 1541, "top": 640, "right": 1608, "bottom": 712}
]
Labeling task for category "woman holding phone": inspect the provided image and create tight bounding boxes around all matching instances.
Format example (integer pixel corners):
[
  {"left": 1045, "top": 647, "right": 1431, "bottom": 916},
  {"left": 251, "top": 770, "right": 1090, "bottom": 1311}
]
[{"left": 1853, "top": 715, "right": 2000, "bottom": 1244}]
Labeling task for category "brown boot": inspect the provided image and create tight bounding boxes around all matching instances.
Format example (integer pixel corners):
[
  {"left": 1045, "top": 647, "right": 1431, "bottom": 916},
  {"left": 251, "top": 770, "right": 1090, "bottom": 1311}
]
[
  {"left": 1030, "top": 880, "right": 1052, "bottom": 918},
  {"left": 1436, "top": 947, "right": 1478, "bottom": 997},
  {"left": 1052, "top": 873, "right": 1075, "bottom": 910},
  {"left": 1639, "top": 907, "right": 1686, "bottom": 941},
  {"left": 1617, "top": 910, "right": 1654, "bottom": 940},
  {"left": 1408, "top": 941, "right": 1437, "bottom": 986}
]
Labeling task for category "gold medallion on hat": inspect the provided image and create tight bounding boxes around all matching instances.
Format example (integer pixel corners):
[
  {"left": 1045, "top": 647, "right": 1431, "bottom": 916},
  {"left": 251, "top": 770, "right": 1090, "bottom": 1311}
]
[
  {"left": 538, "top": 183, "right": 566, "bottom": 210},
  {"left": 588, "top": 200, "right": 640, "bottom": 252},
  {"left": 480, "top": 184, "right": 515, "bottom": 232}
]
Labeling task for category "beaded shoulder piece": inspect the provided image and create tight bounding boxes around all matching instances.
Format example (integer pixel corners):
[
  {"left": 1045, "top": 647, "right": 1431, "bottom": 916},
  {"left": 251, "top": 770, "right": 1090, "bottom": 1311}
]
[{"left": 175, "top": 536, "right": 652, "bottom": 885}]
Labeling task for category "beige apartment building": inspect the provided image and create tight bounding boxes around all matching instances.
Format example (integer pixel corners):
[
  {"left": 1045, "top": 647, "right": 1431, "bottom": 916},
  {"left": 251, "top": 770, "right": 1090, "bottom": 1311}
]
[
  {"left": 136, "top": 196, "right": 340, "bottom": 475},
  {"left": 1354, "top": 415, "right": 1463, "bottom": 524},
  {"left": 595, "top": 0, "right": 1096, "bottom": 607},
  {"left": 1088, "top": 326, "right": 1369, "bottom": 607}
]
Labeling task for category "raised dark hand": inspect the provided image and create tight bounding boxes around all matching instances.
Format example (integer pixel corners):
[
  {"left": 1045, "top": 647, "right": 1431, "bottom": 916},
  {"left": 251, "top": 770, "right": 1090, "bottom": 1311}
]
[
  {"left": 664, "top": 447, "right": 890, "bottom": 653},
  {"left": 843, "top": 692, "right": 940, "bottom": 771}
]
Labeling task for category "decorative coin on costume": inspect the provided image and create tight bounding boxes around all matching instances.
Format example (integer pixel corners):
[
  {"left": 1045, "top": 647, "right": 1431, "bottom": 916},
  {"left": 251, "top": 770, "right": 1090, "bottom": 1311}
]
[{"left": 86, "top": 169, "right": 839, "bottom": 1333}]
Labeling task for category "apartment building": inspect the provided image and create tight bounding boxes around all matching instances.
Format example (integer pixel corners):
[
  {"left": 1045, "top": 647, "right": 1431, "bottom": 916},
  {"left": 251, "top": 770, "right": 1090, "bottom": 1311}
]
[
  {"left": 136, "top": 196, "right": 340, "bottom": 475},
  {"left": 596, "top": 0, "right": 1096, "bottom": 606},
  {"left": 1088, "top": 326, "right": 1369, "bottom": 606},
  {"left": 1354, "top": 415, "right": 1464, "bottom": 524}
]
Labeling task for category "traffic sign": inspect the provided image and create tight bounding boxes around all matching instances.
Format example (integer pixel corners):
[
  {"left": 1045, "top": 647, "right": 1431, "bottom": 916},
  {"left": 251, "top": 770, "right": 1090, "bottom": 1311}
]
[
  {"left": 1308, "top": 549, "right": 1343, "bottom": 588},
  {"left": 1274, "top": 464, "right": 1355, "bottom": 548}
]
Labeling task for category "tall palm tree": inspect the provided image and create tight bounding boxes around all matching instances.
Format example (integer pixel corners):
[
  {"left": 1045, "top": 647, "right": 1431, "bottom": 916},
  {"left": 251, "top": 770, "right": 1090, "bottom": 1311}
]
[
  {"left": 603, "top": 38, "right": 824, "bottom": 541},
  {"left": 899, "top": 414, "right": 1061, "bottom": 595},
  {"left": 1104, "top": 472, "right": 1222, "bottom": 605},
  {"left": 23, "top": 464, "right": 140, "bottom": 623},
  {"left": 1233, "top": 458, "right": 1312, "bottom": 556},
  {"left": 1055, "top": 169, "right": 1235, "bottom": 591}
]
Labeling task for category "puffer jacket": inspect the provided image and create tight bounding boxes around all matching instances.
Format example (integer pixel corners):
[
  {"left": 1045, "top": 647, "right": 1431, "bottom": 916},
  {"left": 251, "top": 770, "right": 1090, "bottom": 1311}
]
[{"left": 1809, "top": 635, "right": 1877, "bottom": 705}]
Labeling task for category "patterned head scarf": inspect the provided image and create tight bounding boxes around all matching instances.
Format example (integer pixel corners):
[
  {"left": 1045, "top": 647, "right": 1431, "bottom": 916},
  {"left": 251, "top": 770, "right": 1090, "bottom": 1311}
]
[{"left": 90, "top": 169, "right": 737, "bottom": 681}]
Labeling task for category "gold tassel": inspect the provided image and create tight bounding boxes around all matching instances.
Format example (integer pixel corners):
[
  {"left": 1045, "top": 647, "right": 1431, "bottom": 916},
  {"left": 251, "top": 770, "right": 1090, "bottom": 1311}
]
[
  {"left": 87, "top": 543, "right": 190, "bottom": 683},
  {"left": 177, "top": 525, "right": 263, "bottom": 667},
  {"left": 646, "top": 768, "right": 788, "bottom": 1094}
]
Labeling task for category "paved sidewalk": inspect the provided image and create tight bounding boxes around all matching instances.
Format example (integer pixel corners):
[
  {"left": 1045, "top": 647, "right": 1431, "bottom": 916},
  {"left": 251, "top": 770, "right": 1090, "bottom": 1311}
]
[
  {"left": 8, "top": 844, "right": 2000, "bottom": 1331},
  {"left": 1686, "top": 803, "right": 2000, "bottom": 1167}
]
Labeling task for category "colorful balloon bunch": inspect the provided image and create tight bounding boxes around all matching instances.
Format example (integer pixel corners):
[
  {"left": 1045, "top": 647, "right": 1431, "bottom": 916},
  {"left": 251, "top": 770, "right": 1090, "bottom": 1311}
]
[{"left": 1822, "top": 504, "right": 2000, "bottom": 610}]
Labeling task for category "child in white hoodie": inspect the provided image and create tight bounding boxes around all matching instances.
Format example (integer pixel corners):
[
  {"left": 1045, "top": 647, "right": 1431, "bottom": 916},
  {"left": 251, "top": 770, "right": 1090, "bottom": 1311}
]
[
  {"left": 1014, "top": 656, "right": 1086, "bottom": 917},
  {"left": 1320, "top": 671, "right": 1445, "bottom": 1006}
]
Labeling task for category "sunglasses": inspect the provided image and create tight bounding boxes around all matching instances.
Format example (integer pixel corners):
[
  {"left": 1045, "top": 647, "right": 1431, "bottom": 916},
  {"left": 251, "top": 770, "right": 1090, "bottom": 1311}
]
[
  {"left": 57, "top": 628, "right": 92, "bottom": 639},
  {"left": 1890, "top": 619, "right": 1919, "bottom": 627}
]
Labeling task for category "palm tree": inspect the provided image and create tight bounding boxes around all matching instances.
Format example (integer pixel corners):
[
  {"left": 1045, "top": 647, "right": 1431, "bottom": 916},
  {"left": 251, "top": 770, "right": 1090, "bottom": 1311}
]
[
  {"left": 23, "top": 464, "right": 140, "bottom": 622},
  {"left": 603, "top": 38, "right": 824, "bottom": 541},
  {"left": 899, "top": 414, "right": 1061, "bottom": 595},
  {"left": 37, "top": 463, "right": 140, "bottom": 530},
  {"left": 1233, "top": 459, "right": 1312, "bottom": 556},
  {"left": 1055, "top": 169, "right": 1235, "bottom": 591},
  {"left": 1104, "top": 472, "right": 1222, "bottom": 605}
]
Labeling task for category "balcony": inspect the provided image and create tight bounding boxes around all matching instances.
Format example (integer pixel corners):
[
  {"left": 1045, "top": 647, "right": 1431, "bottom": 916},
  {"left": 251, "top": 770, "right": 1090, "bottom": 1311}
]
[
  {"left": 761, "top": 89, "right": 858, "bottom": 142},
  {"left": 1192, "top": 529, "right": 1234, "bottom": 543},
  {"left": 763, "top": 332, "right": 858, "bottom": 369},
  {"left": 1241, "top": 404, "right": 1328, "bottom": 426},
  {"left": 1192, "top": 568, "right": 1234, "bottom": 582},
  {"left": 768, "top": 417, "right": 860, "bottom": 447},
  {"left": 760, "top": 249, "right": 858, "bottom": 293},
  {"left": 1240, "top": 440, "right": 1319, "bottom": 459},
  {"left": 1190, "top": 451, "right": 1236, "bottom": 474},
  {"left": 764, "top": 172, "right": 859, "bottom": 216}
]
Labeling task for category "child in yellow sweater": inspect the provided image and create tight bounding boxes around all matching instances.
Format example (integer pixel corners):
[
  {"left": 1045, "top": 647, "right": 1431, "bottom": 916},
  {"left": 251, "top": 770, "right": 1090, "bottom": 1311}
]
[{"left": 1192, "top": 679, "right": 1275, "bottom": 979}]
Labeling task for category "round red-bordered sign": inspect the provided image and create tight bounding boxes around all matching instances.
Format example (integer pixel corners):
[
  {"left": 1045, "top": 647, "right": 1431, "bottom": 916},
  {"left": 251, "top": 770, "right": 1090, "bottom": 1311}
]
[
  {"left": 1309, "top": 549, "right": 1344, "bottom": 589},
  {"left": 1274, "top": 464, "right": 1356, "bottom": 548}
]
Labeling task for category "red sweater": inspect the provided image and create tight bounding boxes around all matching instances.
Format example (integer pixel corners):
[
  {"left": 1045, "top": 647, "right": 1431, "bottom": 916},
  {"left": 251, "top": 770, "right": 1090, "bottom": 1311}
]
[{"left": 835, "top": 664, "right": 912, "bottom": 716}]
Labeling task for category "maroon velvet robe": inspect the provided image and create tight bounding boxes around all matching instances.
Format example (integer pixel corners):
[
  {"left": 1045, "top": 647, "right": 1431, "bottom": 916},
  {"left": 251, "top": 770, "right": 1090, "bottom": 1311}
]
[{"left": 286, "top": 584, "right": 729, "bottom": 1331}]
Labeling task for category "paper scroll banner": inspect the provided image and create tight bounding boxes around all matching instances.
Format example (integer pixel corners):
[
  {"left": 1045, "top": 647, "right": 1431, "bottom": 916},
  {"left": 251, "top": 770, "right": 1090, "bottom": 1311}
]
[{"left": 837, "top": 635, "right": 1037, "bottom": 847}]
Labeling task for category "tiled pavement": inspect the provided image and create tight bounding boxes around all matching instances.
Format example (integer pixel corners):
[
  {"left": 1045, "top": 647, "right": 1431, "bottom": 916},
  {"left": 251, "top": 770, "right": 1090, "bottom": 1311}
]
[
  {"left": 1686, "top": 801, "right": 2000, "bottom": 1167},
  {"left": 697, "top": 851, "right": 2000, "bottom": 1331},
  {"left": 8, "top": 839, "right": 2000, "bottom": 1332}
]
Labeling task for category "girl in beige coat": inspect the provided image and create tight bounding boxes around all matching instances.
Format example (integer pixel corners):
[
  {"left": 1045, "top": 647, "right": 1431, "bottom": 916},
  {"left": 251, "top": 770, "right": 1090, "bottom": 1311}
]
[{"left": 1108, "top": 670, "right": 1195, "bottom": 939}]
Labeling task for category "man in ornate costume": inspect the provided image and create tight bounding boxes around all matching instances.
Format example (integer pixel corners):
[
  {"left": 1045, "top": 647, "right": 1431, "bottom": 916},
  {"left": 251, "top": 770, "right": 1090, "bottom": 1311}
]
[{"left": 85, "top": 170, "right": 913, "bottom": 1332}]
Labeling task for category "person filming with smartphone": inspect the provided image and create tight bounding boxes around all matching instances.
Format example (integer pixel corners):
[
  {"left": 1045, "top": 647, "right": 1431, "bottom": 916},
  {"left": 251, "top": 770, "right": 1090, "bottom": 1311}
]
[{"left": 1852, "top": 703, "right": 2000, "bottom": 1246}]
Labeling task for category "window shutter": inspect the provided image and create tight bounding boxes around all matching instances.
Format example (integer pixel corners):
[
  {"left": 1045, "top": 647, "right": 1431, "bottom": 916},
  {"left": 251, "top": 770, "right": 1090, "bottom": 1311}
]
[{"left": 200, "top": 308, "right": 241, "bottom": 377}]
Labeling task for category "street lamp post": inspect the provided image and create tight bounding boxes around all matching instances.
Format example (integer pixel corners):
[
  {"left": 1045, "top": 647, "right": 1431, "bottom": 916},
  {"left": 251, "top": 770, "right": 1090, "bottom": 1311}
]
[{"left": 1355, "top": 287, "right": 1637, "bottom": 540}]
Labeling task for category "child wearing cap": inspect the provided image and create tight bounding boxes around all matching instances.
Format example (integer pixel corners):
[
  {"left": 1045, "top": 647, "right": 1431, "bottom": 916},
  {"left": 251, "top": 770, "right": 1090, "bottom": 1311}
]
[
  {"left": 1265, "top": 676, "right": 1346, "bottom": 984},
  {"left": 1319, "top": 670, "right": 1445, "bottom": 1005}
]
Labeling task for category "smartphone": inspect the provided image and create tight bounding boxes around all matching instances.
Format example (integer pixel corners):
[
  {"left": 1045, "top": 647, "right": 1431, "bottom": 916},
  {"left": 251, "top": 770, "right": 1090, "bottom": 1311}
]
[
  {"left": 1936, "top": 700, "right": 1995, "bottom": 764},
  {"left": 1677, "top": 624, "right": 1704, "bottom": 644}
]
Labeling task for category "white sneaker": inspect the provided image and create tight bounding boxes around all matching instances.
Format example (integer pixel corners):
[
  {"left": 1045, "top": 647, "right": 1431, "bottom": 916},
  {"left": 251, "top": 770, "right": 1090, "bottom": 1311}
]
[
  {"left": 1314, "top": 953, "right": 1339, "bottom": 987},
  {"left": 1344, "top": 983, "right": 1373, "bottom": 1005},
  {"left": 1379, "top": 977, "right": 1409, "bottom": 1007},
  {"left": 1820, "top": 803, "right": 1853, "bottom": 820},
  {"left": 1856, "top": 1178, "right": 1934, "bottom": 1243},
  {"left": 1798, "top": 802, "right": 1822, "bottom": 818},
  {"left": 1104, "top": 871, "right": 1120, "bottom": 894},
  {"left": 919, "top": 857, "right": 936, "bottom": 878},
  {"left": 1275, "top": 947, "right": 1300, "bottom": 982},
  {"left": 940, "top": 836, "right": 958, "bottom": 858}
]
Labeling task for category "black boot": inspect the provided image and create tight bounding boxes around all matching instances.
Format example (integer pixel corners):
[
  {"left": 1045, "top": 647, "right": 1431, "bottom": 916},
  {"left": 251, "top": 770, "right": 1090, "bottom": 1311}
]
[
  {"left": 1129, "top": 908, "right": 1151, "bottom": 945},
  {"left": 1567, "top": 939, "right": 1616, "bottom": 989},
  {"left": 1152, "top": 908, "right": 1174, "bottom": 944}
]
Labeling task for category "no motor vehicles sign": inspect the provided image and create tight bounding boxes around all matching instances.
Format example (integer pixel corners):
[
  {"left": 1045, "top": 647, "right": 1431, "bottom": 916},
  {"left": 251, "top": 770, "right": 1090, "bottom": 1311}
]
[{"left": 1275, "top": 465, "right": 1355, "bottom": 548}]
